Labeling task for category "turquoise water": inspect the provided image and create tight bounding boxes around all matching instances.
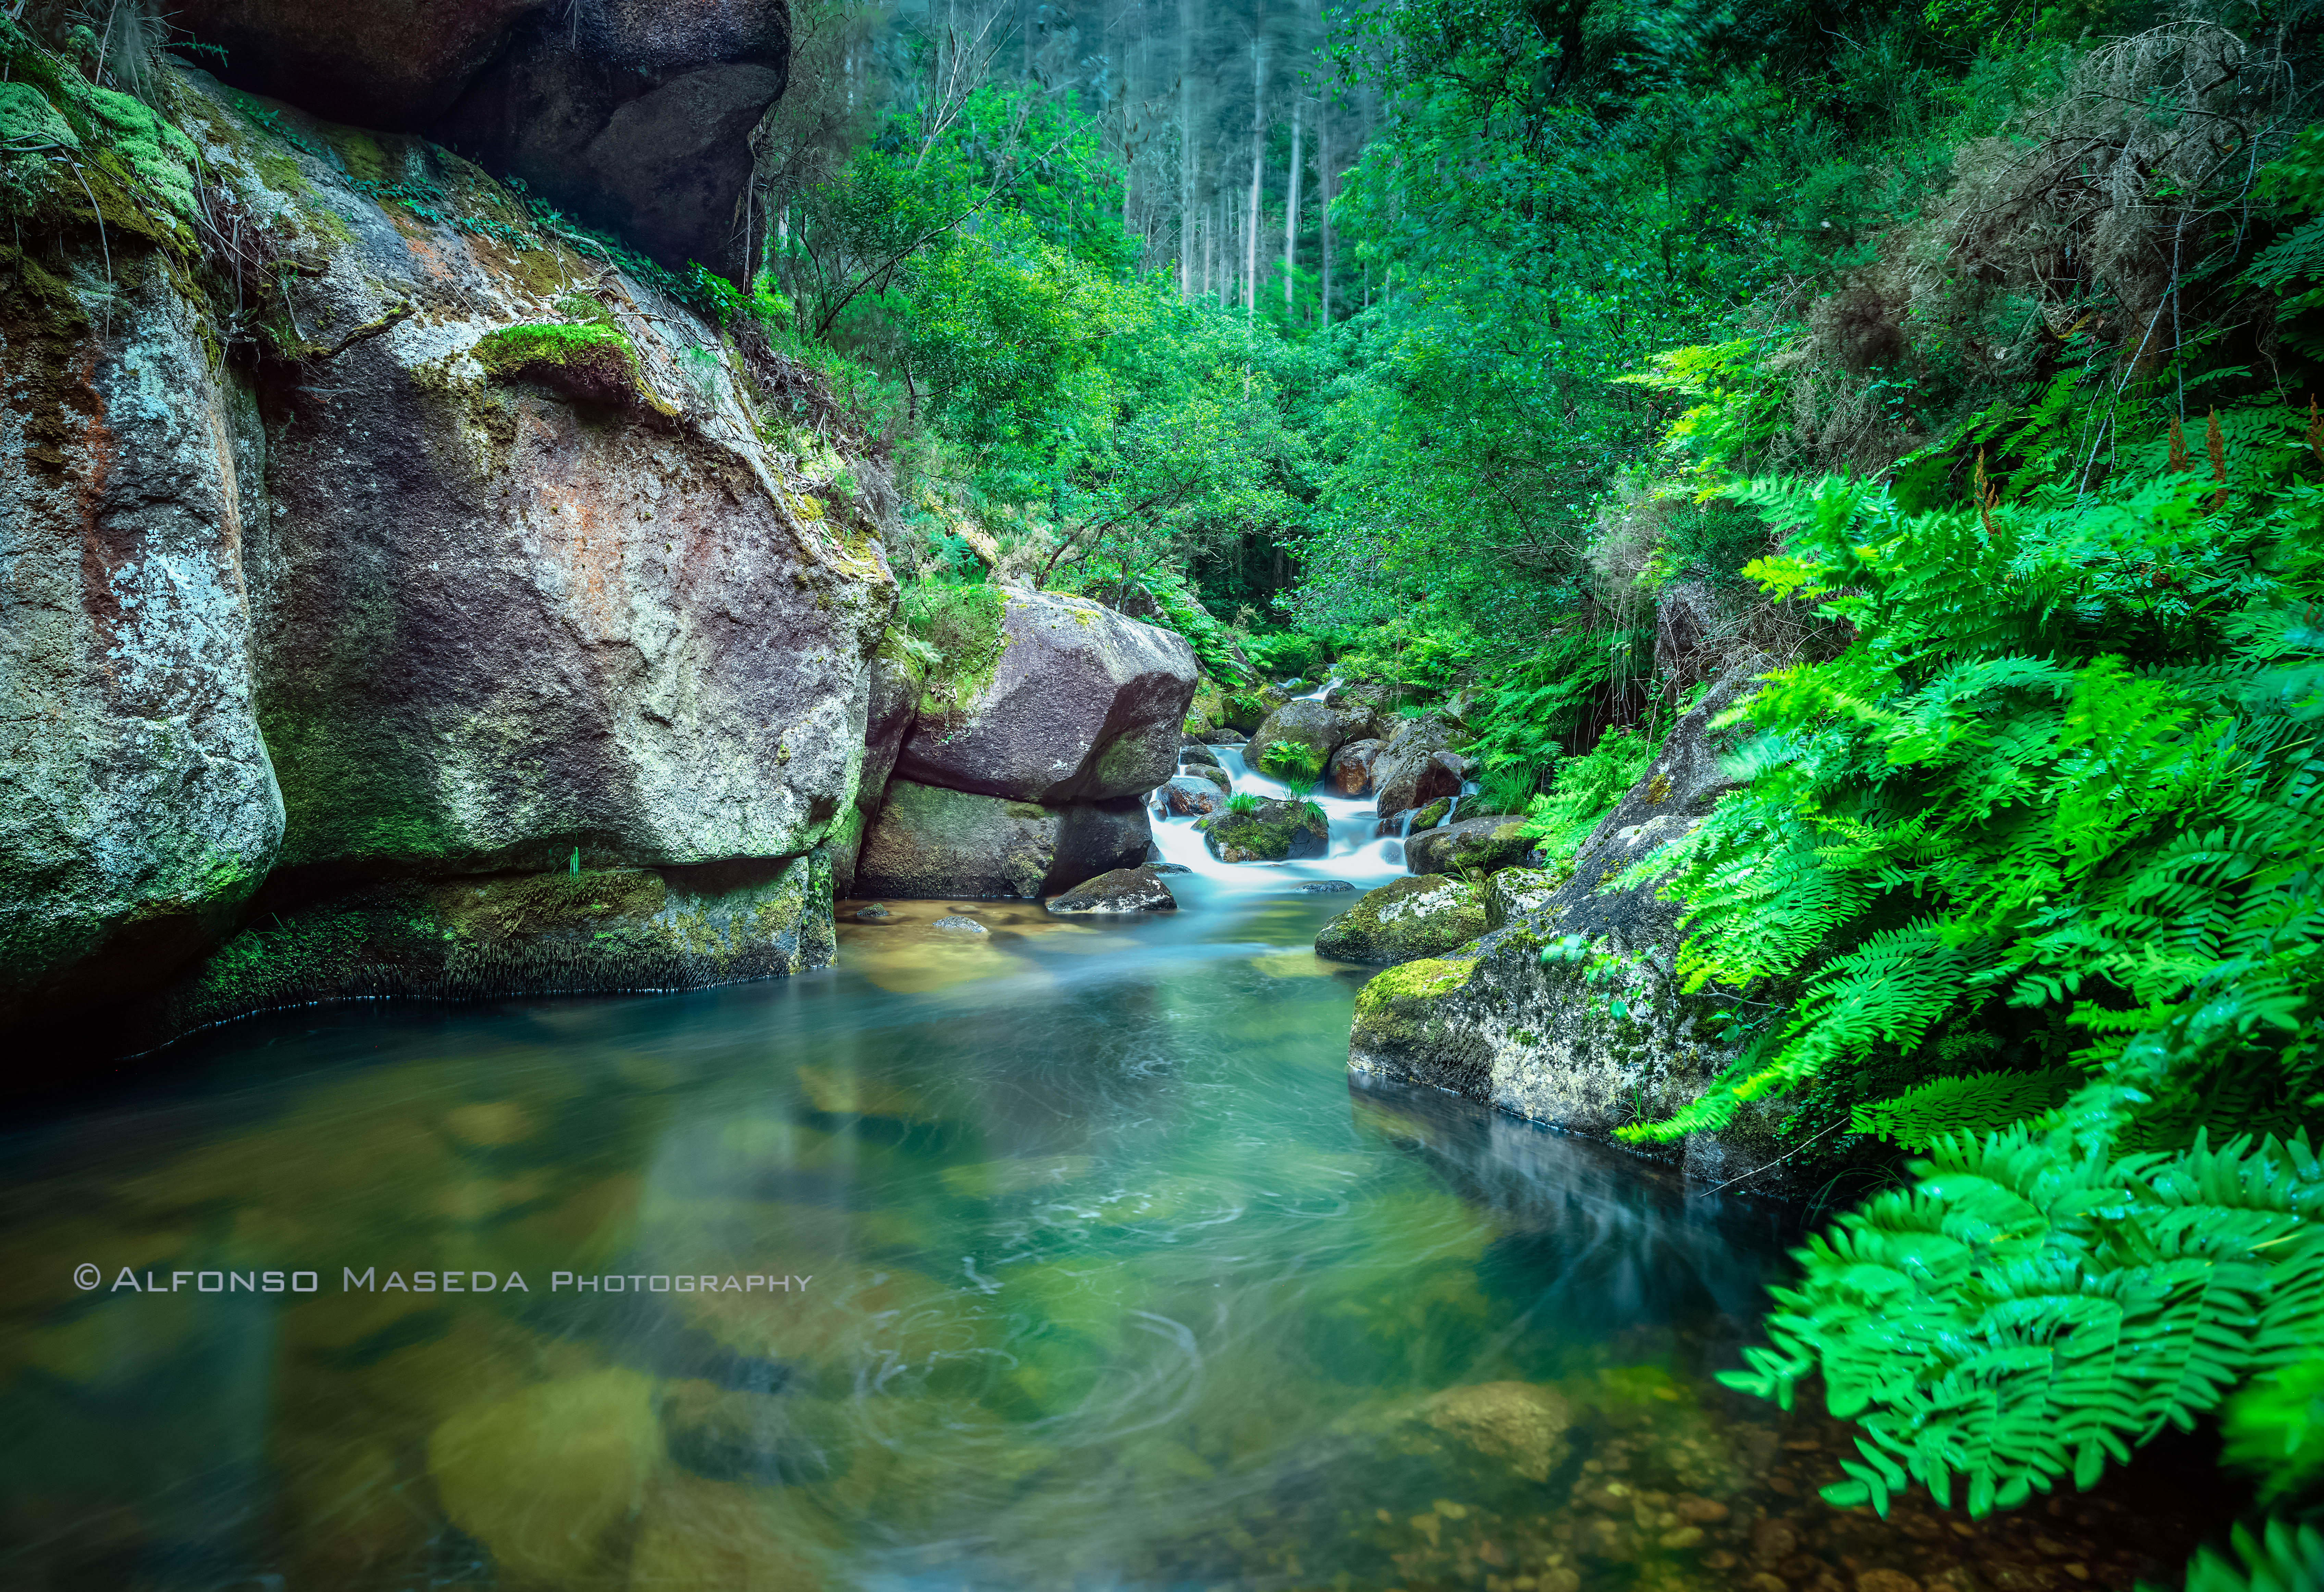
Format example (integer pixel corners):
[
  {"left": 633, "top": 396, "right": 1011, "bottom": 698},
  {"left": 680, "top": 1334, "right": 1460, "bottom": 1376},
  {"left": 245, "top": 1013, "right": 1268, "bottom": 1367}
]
[{"left": 0, "top": 880, "right": 1798, "bottom": 1591}]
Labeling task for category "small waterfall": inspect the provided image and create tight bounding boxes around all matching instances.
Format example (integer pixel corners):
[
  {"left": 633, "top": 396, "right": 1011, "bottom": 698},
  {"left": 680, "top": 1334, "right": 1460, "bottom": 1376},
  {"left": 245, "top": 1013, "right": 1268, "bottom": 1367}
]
[{"left": 1148, "top": 743, "right": 1404, "bottom": 890}]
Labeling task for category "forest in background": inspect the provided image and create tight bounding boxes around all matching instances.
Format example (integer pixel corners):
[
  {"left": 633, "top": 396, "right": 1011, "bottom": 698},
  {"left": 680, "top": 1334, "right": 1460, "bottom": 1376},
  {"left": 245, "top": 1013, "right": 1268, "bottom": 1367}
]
[
  {"left": 27, "top": 0, "right": 2324, "bottom": 1581},
  {"left": 708, "top": 1, "right": 2324, "bottom": 1584}
]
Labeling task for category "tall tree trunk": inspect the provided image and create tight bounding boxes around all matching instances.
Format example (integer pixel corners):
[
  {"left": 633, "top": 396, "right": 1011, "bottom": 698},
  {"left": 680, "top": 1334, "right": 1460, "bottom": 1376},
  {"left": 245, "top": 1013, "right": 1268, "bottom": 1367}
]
[
  {"left": 1317, "top": 101, "right": 1332, "bottom": 329},
  {"left": 1282, "top": 96, "right": 1302, "bottom": 318},
  {"left": 1178, "top": 0, "right": 1197, "bottom": 299},
  {"left": 1246, "top": 11, "right": 1265, "bottom": 319}
]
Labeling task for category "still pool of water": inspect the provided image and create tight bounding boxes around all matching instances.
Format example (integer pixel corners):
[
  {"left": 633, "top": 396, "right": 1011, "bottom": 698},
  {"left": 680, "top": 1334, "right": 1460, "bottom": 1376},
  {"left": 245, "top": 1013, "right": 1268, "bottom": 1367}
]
[{"left": 0, "top": 878, "right": 1804, "bottom": 1592}]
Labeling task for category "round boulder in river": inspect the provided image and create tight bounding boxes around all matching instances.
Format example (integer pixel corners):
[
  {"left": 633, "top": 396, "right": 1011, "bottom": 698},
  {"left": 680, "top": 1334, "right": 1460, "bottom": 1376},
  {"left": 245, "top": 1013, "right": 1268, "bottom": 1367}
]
[
  {"left": 1177, "top": 743, "right": 1222, "bottom": 770},
  {"left": 1047, "top": 866, "right": 1177, "bottom": 914},
  {"left": 1242, "top": 699, "right": 1345, "bottom": 785},
  {"left": 1201, "top": 800, "right": 1330, "bottom": 862},
  {"left": 893, "top": 590, "right": 1199, "bottom": 806},
  {"left": 1314, "top": 874, "right": 1487, "bottom": 965}
]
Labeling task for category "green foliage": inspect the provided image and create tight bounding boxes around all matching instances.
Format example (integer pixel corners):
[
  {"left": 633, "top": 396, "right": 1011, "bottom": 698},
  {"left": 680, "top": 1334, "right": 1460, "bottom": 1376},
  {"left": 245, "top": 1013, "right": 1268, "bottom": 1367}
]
[
  {"left": 1850, "top": 1067, "right": 2078, "bottom": 1150},
  {"left": 895, "top": 581, "right": 1007, "bottom": 723},
  {"left": 2224, "top": 1355, "right": 2324, "bottom": 1504},
  {"left": 2168, "top": 1519, "right": 2324, "bottom": 1592},
  {"left": 1724, "top": 1117, "right": 2324, "bottom": 1518},
  {"left": 1621, "top": 401, "right": 2324, "bottom": 1148},
  {"left": 1518, "top": 726, "right": 1658, "bottom": 867},
  {"left": 1226, "top": 791, "right": 1263, "bottom": 813},
  {"left": 472, "top": 321, "right": 635, "bottom": 377}
]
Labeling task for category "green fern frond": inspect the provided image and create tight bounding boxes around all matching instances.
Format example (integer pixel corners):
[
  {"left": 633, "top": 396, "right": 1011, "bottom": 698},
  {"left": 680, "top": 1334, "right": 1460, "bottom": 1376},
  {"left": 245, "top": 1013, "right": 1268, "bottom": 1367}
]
[{"left": 1853, "top": 1068, "right": 2079, "bottom": 1149}]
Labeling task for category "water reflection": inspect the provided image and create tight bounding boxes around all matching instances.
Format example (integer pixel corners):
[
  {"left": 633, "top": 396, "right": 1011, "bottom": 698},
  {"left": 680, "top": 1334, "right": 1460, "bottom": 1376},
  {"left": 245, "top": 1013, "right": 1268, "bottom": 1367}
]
[{"left": 0, "top": 891, "right": 1814, "bottom": 1590}]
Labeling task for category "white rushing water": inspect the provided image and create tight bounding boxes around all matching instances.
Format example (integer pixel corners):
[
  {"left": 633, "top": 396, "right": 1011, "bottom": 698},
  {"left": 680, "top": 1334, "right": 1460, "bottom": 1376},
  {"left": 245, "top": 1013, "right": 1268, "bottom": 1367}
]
[{"left": 1147, "top": 676, "right": 1408, "bottom": 892}]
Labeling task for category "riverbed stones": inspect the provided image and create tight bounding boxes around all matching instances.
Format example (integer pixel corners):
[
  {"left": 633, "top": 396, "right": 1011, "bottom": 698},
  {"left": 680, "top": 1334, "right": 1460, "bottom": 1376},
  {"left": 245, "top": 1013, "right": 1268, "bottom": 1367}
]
[
  {"left": 1315, "top": 874, "right": 1487, "bottom": 965},
  {"left": 1201, "top": 799, "right": 1329, "bottom": 863},
  {"left": 893, "top": 591, "right": 1198, "bottom": 806},
  {"left": 931, "top": 916, "right": 988, "bottom": 935},
  {"left": 1177, "top": 743, "right": 1221, "bottom": 769},
  {"left": 1345, "top": 666, "right": 1809, "bottom": 1193},
  {"left": 1405, "top": 814, "right": 1534, "bottom": 878},
  {"left": 1160, "top": 775, "right": 1228, "bottom": 818},
  {"left": 855, "top": 780, "right": 1151, "bottom": 900},
  {"left": 1330, "top": 738, "right": 1383, "bottom": 796},
  {"left": 1355, "top": 1380, "right": 1575, "bottom": 1484},
  {"left": 1299, "top": 880, "right": 1356, "bottom": 894},
  {"left": 1047, "top": 865, "right": 1177, "bottom": 914},
  {"left": 427, "top": 1368, "right": 660, "bottom": 1585}
]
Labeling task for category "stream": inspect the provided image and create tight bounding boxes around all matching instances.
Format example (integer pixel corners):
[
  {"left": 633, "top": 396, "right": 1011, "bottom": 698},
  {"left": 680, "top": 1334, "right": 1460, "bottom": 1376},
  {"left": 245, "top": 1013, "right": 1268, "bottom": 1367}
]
[{"left": 0, "top": 717, "right": 2196, "bottom": 1591}]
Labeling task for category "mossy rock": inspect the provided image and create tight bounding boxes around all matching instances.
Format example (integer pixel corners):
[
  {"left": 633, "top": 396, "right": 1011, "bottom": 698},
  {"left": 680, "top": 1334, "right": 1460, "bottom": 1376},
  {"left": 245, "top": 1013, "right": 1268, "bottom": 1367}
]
[
  {"left": 1185, "top": 676, "right": 1231, "bottom": 737},
  {"left": 1350, "top": 955, "right": 1484, "bottom": 1055},
  {"left": 1314, "top": 874, "right": 1487, "bottom": 965},
  {"left": 1199, "top": 799, "right": 1328, "bottom": 862},
  {"left": 473, "top": 321, "right": 654, "bottom": 410},
  {"left": 1411, "top": 797, "right": 1451, "bottom": 830},
  {"left": 1220, "top": 684, "right": 1288, "bottom": 735},
  {"left": 1406, "top": 816, "right": 1534, "bottom": 878},
  {"left": 1245, "top": 699, "right": 1346, "bottom": 787}
]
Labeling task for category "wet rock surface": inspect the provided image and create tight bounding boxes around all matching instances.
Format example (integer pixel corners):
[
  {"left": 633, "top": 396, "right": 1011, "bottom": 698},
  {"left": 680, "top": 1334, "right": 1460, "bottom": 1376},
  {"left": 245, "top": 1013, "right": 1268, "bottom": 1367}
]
[
  {"left": 1046, "top": 865, "right": 1177, "bottom": 914},
  {"left": 1316, "top": 874, "right": 1488, "bottom": 965},
  {"left": 1160, "top": 775, "right": 1230, "bottom": 817},
  {"left": 175, "top": 0, "right": 551, "bottom": 128},
  {"left": 2, "top": 63, "right": 886, "bottom": 1047},
  {"left": 1374, "top": 715, "right": 1467, "bottom": 820},
  {"left": 1332, "top": 737, "right": 1384, "bottom": 796},
  {"left": 1346, "top": 667, "right": 1795, "bottom": 1191}
]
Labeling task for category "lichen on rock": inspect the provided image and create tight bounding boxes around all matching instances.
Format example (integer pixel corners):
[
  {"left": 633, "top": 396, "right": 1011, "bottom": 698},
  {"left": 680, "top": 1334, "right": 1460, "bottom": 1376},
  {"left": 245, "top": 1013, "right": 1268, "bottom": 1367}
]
[
  {"left": 1200, "top": 798, "right": 1328, "bottom": 862},
  {"left": 1315, "top": 874, "right": 1486, "bottom": 965}
]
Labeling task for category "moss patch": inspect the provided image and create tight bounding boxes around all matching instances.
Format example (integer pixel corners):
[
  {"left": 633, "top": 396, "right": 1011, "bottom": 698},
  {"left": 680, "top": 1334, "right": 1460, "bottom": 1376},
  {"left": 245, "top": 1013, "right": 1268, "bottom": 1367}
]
[
  {"left": 426, "top": 870, "right": 668, "bottom": 941},
  {"left": 474, "top": 321, "right": 642, "bottom": 408},
  {"left": 899, "top": 582, "right": 1008, "bottom": 729}
]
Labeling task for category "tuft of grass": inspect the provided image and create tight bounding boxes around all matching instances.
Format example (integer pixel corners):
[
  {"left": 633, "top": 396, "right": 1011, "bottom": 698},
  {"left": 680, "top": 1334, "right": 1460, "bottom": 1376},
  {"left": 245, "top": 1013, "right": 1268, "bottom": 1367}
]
[{"left": 1226, "top": 791, "right": 1263, "bottom": 813}]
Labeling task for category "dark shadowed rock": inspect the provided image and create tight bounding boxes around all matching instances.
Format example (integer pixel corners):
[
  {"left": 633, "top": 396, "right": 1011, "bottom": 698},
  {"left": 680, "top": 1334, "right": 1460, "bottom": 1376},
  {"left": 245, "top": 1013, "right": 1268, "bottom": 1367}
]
[
  {"left": 1201, "top": 799, "right": 1329, "bottom": 862},
  {"left": 1183, "top": 764, "right": 1231, "bottom": 794},
  {"left": 433, "top": 0, "right": 793, "bottom": 274},
  {"left": 1329, "top": 738, "right": 1382, "bottom": 796},
  {"left": 831, "top": 639, "right": 923, "bottom": 897},
  {"left": 1405, "top": 815, "right": 1533, "bottom": 878},
  {"left": 1315, "top": 874, "right": 1487, "bottom": 965},
  {"left": 1298, "top": 879, "right": 1357, "bottom": 894},
  {"left": 1047, "top": 865, "right": 1176, "bottom": 914},
  {"left": 853, "top": 903, "right": 891, "bottom": 920},
  {"left": 894, "top": 590, "right": 1198, "bottom": 806},
  {"left": 178, "top": 0, "right": 547, "bottom": 127},
  {"left": 855, "top": 781, "right": 1150, "bottom": 900},
  {"left": 1200, "top": 729, "right": 1247, "bottom": 746},
  {"left": 1159, "top": 776, "right": 1228, "bottom": 818},
  {"left": 1177, "top": 743, "right": 1221, "bottom": 769}
]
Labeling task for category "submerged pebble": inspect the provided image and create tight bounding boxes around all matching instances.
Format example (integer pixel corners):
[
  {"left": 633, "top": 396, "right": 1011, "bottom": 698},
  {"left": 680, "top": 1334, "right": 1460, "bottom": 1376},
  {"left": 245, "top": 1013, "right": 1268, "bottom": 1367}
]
[
  {"left": 930, "top": 916, "right": 988, "bottom": 935},
  {"left": 854, "top": 903, "right": 892, "bottom": 921}
]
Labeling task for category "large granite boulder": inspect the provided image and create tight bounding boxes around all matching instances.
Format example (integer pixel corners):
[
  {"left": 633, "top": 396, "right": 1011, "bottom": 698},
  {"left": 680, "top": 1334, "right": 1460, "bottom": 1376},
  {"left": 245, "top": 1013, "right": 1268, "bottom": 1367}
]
[
  {"left": 432, "top": 0, "right": 792, "bottom": 274},
  {"left": 1244, "top": 698, "right": 1376, "bottom": 786},
  {"left": 173, "top": 0, "right": 549, "bottom": 128},
  {"left": 1344, "top": 666, "right": 1812, "bottom": 1194},
  {"left": 1405, "top": 814, "right": 1533, "bottom": 878},
  {"left": 1314, "top": 875, "right": 1486, "bottom": 965},
  {"left": 1, "top": 58, "right": 888, "bottom": 1042},
  {"left": 1047, "top": 865, "right": 1176, "bottom": 914},
  {"left": 1373, "top": 715, "right": 1465, "bottom": 819},
  {"left": 1201, "top": 799, "right": 1328, "bottom": 862},
  {"left": 854, "top": 780, "right": 1150, "bottom": 900},
  {"left": 893, "top": 590, "right": 1198, "bottom": 806}
]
